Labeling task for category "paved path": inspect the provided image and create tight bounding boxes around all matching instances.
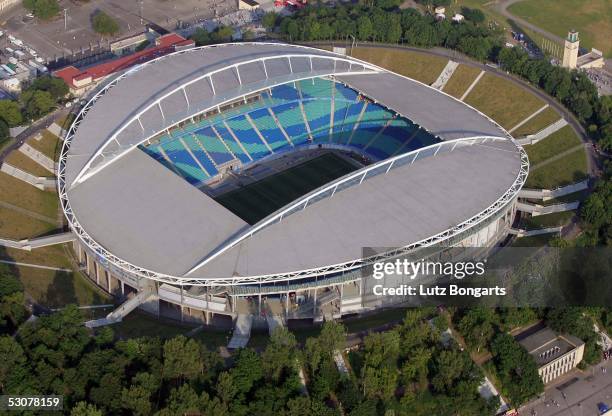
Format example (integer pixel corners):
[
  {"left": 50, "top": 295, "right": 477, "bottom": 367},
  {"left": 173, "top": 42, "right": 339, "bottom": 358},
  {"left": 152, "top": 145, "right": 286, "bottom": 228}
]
[
  {"left": 0, "top": 259, "right": 72, "bottom": 272},
  {"left": 531, "top": 144, "right": 585, "bottom": 171},
  {"left": 0, "top": 200, "right": 57, "bottom": 224},
  {"left": 495, "top": 0, "right": 566, "bottom": 46}
]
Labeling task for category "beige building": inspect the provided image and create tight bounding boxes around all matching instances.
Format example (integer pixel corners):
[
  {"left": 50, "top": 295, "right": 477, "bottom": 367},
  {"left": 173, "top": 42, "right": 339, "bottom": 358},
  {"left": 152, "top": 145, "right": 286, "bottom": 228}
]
[
  {"left": 518, "top": 327, "right": 584, "bottom": 384},
  {"left": 238, "top": 0, "right": 260, "bottom": 10},
  {"left": 562, "top": 30, "right": 580, "bottom": 69}
]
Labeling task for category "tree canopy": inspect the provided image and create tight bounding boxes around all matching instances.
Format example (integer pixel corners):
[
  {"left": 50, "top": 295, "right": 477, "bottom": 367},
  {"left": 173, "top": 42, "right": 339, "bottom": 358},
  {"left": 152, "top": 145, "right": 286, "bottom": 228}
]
[{"left": 91, "top": 10, "right": 120, "bottom": 36}]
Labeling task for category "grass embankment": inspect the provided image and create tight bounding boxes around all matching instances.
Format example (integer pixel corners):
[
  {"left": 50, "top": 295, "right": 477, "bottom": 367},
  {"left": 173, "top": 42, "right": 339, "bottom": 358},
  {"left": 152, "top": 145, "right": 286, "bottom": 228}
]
[
  {"left": 525, "top": 125, "right": 582, "bottom": 165},
  {"left": 526, "top": 148, "right": 588, "bottom": 189},
  {"left": 4, "top": 151, "right": 53, "bottom": 177},
  {"left": 27, "top": 130, "right": 62, "bottom": 160},
  {"left": 463, "top": 73, "right": 545, "bottom": 130},
  {"left": 351, "top": 46, "right": 449, "bottom": 85},
  {"left": 442, "top": 64, "right": 482, "bottom": 99},
  {"left": 0, "top": 171, "right": 59, "bottom": 219},
  {"left": 512, "top": 107, "right": 560, "bottom": 137}
]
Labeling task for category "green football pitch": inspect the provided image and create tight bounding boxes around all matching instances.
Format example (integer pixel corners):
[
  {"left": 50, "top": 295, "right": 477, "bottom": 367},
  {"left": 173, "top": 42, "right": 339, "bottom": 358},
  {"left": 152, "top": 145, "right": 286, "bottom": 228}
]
[{"left": 215, "top": 153, "right": 358, "bottom": 224}]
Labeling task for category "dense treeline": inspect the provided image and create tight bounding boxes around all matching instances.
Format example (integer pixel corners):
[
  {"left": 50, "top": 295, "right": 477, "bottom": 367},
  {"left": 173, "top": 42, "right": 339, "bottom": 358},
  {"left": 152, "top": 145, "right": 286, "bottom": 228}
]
[
  {"left": 1, "top": 303, "right": 505, "bottom": 415},
  {"left": 496, "top": 47, "right": 611, "bottom": 151},
  {"left": 270, "top": 2, "right": 502, "bottom": 62},
  {"left": 578, "top": 161, "right": 612, "bottom": 245}
]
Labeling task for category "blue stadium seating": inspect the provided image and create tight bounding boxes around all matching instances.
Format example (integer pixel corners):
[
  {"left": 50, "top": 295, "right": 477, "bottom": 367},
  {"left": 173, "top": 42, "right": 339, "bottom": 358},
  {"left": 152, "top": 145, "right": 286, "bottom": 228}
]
[
  {"left": 158, "top": 141, "right": 208, "bottom": 184},
  {"left": 141, "top": 77, "right": 440, "bottom": 185},
  {"left": 298, "top": 78, "right": 332, "bottom": 100},
  {"left": 302, "top": 99, "right": 332, "bottom": 141},
  {"left": 193, "top": 127, "right": 235, "bottom": 166},
  {"left": 248, "top": 108, "right": 291, "bottom": 151},
  {"left": 271, "top": 102, "right": 309, "bottom": 146},
  {"left": 214, "top": 124, "right": 252, "bottom": 164},
  {"left": 183, "top": 135, "right": 218, "bottom": 176},
  {"left": 224, "top": 115, "right": 272, "bottom": 160}
]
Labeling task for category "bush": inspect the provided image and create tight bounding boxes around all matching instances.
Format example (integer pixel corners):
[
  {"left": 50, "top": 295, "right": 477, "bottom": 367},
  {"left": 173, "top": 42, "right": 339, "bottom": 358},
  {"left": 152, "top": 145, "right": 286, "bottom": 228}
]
[
  {"left": 23, "top": 0, "right": 60, "bottom": 20},
  {"left": 92, "top": 10, "right": 120, "bottom": 36},
  {"left": 461, "top": 7, "right": 485, "bottom": 23}
]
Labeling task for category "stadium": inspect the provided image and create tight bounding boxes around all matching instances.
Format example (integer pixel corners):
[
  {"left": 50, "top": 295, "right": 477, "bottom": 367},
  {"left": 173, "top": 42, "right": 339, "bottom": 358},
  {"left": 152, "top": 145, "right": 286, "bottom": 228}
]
[{"left": 58, "top": 43, "right": 528, "bottom": 335}]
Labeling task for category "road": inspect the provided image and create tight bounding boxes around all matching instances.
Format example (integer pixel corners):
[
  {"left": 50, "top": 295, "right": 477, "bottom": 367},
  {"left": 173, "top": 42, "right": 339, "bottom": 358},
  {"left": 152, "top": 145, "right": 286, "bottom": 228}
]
[
  {"left": 0, "top": 109, "right": 67, "bottom": 164},
  {"left": 520, "top": 359, "right": 612, "bottom": 416}
]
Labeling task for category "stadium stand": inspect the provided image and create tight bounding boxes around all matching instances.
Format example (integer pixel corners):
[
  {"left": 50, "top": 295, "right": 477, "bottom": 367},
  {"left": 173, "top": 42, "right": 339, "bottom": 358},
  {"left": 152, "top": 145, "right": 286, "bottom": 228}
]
[{"left": 141, "top": 78, "right": 439, "bottom": 184}]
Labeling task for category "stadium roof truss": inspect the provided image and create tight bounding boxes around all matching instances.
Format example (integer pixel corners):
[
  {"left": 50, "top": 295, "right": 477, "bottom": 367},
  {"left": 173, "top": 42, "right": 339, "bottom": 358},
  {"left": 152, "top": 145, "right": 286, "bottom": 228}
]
[{"left": 69, "top": 47, "right": 381, "bottom": 187}]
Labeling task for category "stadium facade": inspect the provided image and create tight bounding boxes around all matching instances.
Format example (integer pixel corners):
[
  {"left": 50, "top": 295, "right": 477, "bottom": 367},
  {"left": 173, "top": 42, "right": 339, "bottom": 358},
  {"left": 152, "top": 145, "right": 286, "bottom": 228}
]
[{"left": 59, "top": 43, "right": 528, "bottom": 326}]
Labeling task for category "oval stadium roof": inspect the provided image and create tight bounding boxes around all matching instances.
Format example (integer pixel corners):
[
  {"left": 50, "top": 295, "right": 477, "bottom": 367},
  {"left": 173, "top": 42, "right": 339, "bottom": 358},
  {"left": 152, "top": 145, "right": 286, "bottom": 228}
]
[{"left": 60, "top": 43, "right": 527, "bottom": 286}]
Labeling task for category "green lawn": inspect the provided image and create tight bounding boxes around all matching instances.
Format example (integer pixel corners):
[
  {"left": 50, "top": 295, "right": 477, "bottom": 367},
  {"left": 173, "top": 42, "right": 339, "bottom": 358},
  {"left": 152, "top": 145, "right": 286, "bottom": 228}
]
[
  {"left": 525, "top": 125, "right": 582, "bottom": 165},
  {"left": 0, "top": 171, "right": 59, "bottom": 219},
  {"left": 522, "top": 211, "right": 575, "bottom": 229},
  {"left": 28, "top": 130, "right": 62, "bottom": 161},
  {"left": 216, "top": 153, "right": 356, "bottom": 224},
  {"left": 442, "top": 64, "right": 482, "bottom": 99},
  {"left": 526, "top": 148, "right": 588, "bottom": 189},
  {"left": 464, "top": 73, "right": 546, "bottom": 130},
  {"left": 512, "top": 107, "right": 561, "bottom": 137},
  {"left": 508, "top": 0, "right": 612, "bottom": 57},
  {"left": 112, "top": 312, "right": 195, "bottom": 340},
  {"left": 352, "top": 46, "right": 449, "bottom": 85},
  {"left": 510, "top": 234, "right": 555, "bottom": 247},
  {"left": 14, "top": 267, "right": 110, "bottom": 308},
  {"left": 342, "top": 308, "right": 407, "bottom": 333},
  {"left": 0, "top": 207, "right": 57, "bottom": 239},
  {"left": 4, "top": 150, "right": 53, "bottom": 177},
  {"left": 1, "top": 245, "right": 73, "bottom": 269}
]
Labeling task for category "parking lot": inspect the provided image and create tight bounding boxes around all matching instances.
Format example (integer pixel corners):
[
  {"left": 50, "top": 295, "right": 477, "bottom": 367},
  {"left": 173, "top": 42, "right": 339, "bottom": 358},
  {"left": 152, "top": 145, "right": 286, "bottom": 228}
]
[
  {"left": 0, "top": 0, "right": 236, "bottom": 61},
  {"left": 521, "top": 359, "right": 612, "bottom": 416}
]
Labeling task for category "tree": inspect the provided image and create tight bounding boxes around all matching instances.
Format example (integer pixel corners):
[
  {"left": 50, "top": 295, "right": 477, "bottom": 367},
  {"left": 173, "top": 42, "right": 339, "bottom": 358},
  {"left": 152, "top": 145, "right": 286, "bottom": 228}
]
[
  {"left": 357, "top": 16, "right": 373, "bottom": 41},
  {"left": 0, "top": 119, "right": 8, "bottom": 143},
  {"left": 29, "top": 76, "right": 69, "bottom": 101},
  {"left": 163, "top": 335, "right": 203, "bottom": 382},
  {"left": 262, "top": 12, "right": 278, "bottom": 31},
  {"left": 20, "top": 90, "right": 55, "bottom": 119},
  {"left": 461, "top": 7, "right": 485, "bottom": 23},
  {"left": 191, "top": 28, "right": 210, "bottom": 46},
  {"left": 458, "top": 307, "right": 496, "bottom": 352},
  {"left": 23, "top": 0, "right": 60, "bottom": 20},
  {"left": 70, "top": 402, "right": 103, "bottom": 416},
  {"left": 0, "top": 100, "right": 23, "bottom": 127},
  {"left": 92, "top": 10, "right": 120, "bottom": 36},
  {"left": 211, "top": 25, "right": 234, "bottom": 43},
  {"left": 261, "top": 327, "right": 298, "bottom": 382}
]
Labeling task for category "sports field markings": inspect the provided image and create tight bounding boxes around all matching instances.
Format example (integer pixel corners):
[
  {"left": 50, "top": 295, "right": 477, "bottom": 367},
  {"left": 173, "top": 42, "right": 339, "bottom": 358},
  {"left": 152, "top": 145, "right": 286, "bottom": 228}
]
[
  {"left": 460, "top": 70, "right": 485, "bottom": 101},
  {"left": 508, "top": 104, "right": 549, "bottom": 134}
]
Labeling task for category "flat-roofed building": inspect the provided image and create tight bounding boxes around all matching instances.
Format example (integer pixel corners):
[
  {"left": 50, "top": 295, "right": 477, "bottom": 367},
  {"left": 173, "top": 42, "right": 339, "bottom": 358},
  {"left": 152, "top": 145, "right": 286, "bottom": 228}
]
[{"left": 518, "top": 327, "right": 584, "bottom": 384}]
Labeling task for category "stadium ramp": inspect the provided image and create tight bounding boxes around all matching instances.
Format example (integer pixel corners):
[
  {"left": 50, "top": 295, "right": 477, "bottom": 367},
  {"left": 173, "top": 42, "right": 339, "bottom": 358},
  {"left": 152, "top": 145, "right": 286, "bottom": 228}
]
[
  {"left": 228, "top": 314, "right": 253, "bottom": 349},
  {"left": 0, "top": 232, "right": 75, "bottom": 250},
  {"left": 516, "top": 201, "right": 580, "bottom": 216},
  {"left": 518, "top": 180, "right": 588, "bottom": 201},
  {"left": 85, "top": 286, "right": 156, "bottom": 328},
  {"left": 516, "top": 119, "right": 569, "bottom": 145}
]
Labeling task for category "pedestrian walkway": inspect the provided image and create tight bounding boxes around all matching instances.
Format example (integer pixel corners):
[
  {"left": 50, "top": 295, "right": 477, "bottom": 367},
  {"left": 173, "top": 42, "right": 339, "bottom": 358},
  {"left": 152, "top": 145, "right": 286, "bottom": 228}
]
[
  {"left": 0, "top": 232, "right": 75, "bottom": 250},
  {"left": 508, "top": 104, "right": 549, "bottom": 134},
  {"left": 228, "top": 314, "right": 253, "bottom": 349},
  {"left": 85, "top": 286, "right": 156, "bottom": 328},
  {"left": 0, "top": 163, "right": 55, "bottom": 191},
  {"left": 518, "top": 180, "right": 588, "bottom": 201},
  {"left": 516, "top": 201, "right": 580, "bottom": 216},
  {"left": 19, "top": 143, "right": 56, "bottom": 173},
  {"left": 432, "top": 60, "right": 459, "bottom": 90},
  {"left": 509, "top": 227, "right": 563, "bottom": 237},
  {"left": 460, "top": 70, "right": 485, "bottom": 101},
  {"left": 516, "top": 118, "right": 569, "bottom": 145}
]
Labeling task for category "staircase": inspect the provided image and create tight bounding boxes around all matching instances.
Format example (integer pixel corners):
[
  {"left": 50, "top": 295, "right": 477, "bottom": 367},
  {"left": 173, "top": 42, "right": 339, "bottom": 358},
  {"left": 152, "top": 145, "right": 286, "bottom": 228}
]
[
  {"left": 85, "top": 286, "right": 155, "bottom": 328},
  {"left": 228, "top": 314, "right": 253, "bottom": 349}
]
